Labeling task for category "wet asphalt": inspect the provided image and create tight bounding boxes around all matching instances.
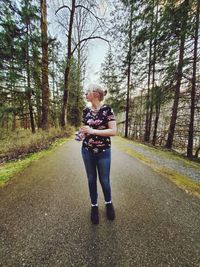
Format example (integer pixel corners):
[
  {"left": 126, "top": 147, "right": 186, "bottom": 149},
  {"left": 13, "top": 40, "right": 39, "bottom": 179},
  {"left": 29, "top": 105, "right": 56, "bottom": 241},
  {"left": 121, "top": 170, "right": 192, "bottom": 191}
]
[{"left": 0, "top": 139, "right": 200, "bottom": 267}]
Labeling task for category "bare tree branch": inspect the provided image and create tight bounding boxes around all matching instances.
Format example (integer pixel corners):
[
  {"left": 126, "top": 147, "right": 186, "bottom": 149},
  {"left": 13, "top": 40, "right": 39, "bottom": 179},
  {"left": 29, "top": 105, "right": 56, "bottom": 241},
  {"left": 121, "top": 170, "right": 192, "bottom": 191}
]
[
  {"left": 75, "top": 4, "right": 103, "bottom": 23},
  {"left": 56, "top": 19, "right": 69, "bottom": 33},
  {"left": 55, "top": 5, "right": 71, "bottom": 15},
  {"left": 71, "top": 36, "right": 109, "bottom": 55}
]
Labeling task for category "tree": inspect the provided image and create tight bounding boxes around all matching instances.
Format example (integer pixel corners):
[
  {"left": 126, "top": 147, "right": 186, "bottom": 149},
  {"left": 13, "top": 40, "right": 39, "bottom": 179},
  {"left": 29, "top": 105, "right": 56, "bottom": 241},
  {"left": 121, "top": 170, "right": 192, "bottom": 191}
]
[
  {"left": 21, "top": 0, "right": 37, "bottom": 133},
  {"left": 55, "top": 0, "right": 108, "bottom": 127},
  {"left": 143, "top": 0, "right": 156, "bottom": 142},
  {"left": 40, "top": 0, "right": 50, "bottom": 130},
  {"left": 166, "top": 0, "right": 190, "bottom": 149},
  {"left": 100, "top": 48, "right": 124, "bottom": 114},
  {"left": 124, "top": 2, "right": 133, "bottom": 138},
  {"left": 0, "top": 2, "right": 22, "bottom": 131},
  {"left": 109, "top": 0, "right": 137, "bottom": 137},
  {"left": 67, "top": 57, "right": 85, "bottom": 127},
  {"left": 187, "top": 0, "right": 200, "bottom": 157}
]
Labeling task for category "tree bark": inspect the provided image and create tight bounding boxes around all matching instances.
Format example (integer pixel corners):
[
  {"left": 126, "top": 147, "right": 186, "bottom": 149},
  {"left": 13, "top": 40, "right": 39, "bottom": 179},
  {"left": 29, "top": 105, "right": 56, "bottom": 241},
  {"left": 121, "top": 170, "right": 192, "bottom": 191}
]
[
  {"left": 187, "top": 0, "right": 199, "bottom": 157},
  {"left": 41, "top": 0, "right": 50, "bottom": 130},
  {"left": 26, "top": 21, "right": 35, "bottom": 133},
  {"left": 32, "top": 49, "right": 42, "bottom": 129},
  {"left": 152, "top": 104, "right": 160, "bottom": 146},
  {"left": 61, "top": 0, "right": 76, "bottom": 127},
  {"left": 151, "top": 2, "right": 159, "bottom": 145},
  {"left": 195, "top": 145, "right": 200, "bottom": 158},
  {"left": 165, "top": 0, "right": 189, "bottom": 149},
  {"left": 76, "top": 43, "right": 81, "bottom": 127},
  {"left": 125, "top": 5, "right": 133, "bottom": 138},
  {"left": 144, "top": 0, "right": 154, "bottom": 142},
  {"left": 139, "top": 90, "right": 143, "bottom": 140}
]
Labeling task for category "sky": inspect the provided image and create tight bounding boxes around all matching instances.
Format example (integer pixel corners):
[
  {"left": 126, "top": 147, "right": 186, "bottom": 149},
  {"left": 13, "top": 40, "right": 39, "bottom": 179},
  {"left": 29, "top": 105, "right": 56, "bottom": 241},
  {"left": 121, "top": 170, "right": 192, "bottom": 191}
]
[{"left": 85, "top": 40, "right": 109, "bottom": 86}]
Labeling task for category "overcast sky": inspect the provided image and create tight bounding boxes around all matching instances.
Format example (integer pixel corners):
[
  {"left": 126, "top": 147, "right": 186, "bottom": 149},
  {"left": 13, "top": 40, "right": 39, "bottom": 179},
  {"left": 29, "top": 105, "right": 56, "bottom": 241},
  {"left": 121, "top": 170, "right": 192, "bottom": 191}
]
[{"left": 85, "top": 40, "right": 109, "bottom": 86}]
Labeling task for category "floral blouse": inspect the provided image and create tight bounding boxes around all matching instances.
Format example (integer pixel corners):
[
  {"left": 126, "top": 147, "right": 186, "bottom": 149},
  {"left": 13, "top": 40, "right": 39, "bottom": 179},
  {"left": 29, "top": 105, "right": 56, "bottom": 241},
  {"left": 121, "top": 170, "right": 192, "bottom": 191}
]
[{"left": 82, "top": 105, "right": 115, "bottom": 153}]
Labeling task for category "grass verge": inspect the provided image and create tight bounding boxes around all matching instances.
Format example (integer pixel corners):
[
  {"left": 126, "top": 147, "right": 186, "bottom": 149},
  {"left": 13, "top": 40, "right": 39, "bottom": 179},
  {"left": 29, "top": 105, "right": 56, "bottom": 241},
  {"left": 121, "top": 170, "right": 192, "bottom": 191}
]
[
  {"left": 113, "top": 136, "right": 200, "bottom": 199},
  {"left": 0, "top": 137, "right": 72, "bottom": 187},
  {"left": 0, "top": 126, "right": 74, "bottom": 163}
]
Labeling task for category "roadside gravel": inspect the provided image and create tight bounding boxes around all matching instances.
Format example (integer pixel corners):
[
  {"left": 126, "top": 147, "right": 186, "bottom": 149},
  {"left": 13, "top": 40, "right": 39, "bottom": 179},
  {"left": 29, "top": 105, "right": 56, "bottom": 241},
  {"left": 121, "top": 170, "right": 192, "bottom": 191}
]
[{"left": 114, "top": 137, "right": 200, "bottom": 183}]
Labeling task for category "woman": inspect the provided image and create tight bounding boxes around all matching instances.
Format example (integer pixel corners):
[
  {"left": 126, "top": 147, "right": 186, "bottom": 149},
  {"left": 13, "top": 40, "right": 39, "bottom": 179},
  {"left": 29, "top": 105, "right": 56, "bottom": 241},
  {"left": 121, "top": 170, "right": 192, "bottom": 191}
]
[{"left": 81, "top": 84, "right": 116, "bottom": 225}]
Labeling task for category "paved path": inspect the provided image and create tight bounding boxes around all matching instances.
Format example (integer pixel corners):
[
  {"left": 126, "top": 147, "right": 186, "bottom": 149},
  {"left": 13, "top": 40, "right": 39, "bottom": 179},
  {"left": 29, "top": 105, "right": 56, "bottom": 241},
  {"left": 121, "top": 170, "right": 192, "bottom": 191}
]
[{"left": 0, "top": 139, "right": 200, "bottom": 267}]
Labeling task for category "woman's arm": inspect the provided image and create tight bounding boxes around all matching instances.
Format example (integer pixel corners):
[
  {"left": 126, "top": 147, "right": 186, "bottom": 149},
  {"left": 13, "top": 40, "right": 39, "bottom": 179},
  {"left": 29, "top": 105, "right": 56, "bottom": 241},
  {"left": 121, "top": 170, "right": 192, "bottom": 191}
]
[{"left": 81, "top": 121, "right": 116, "bottom": 137}]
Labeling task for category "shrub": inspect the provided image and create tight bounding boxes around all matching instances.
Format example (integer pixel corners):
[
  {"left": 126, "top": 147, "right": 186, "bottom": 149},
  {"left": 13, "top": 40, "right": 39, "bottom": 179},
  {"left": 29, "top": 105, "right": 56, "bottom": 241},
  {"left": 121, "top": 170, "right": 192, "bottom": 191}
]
[{"left": 0, "top": 126, "right": 74, "bottom": 163}]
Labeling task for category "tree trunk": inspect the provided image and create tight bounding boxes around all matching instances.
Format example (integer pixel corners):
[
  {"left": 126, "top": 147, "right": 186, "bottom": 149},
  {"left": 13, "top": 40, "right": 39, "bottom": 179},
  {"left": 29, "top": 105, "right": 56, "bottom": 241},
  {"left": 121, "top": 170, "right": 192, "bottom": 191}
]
[
  {"left": 144, "top": 0, "right": 154, "bottom": 142},
  {"left": 165, "top": 0, "right": 189, "bottom": 149},
  {"left": 41, "top": 0, "right": 50, "bottom": 130},
  {"left": 139, "top": 90, "right": 143, "bottom": 140},
  {"left": 76, "top": 44, "right": 81, "bottom": 127},
  {"left": 195, "top": 145, "right": 200, "bottom": 158},
  {"left": 150, "top": 2, "right": 159, "bottom": 145},
  {"left": 10, "top": 46, "right": 18, "bottom": 132},
  {"left": 152, "top": 104, "right": 160, "bottom": 146},
  {"left": 187, "top": 0, "right": 199, "bottom": 157},
  {"left": 32, "top": 49, "right": 42, "bottom": 129},
  {"left": 125, "top": 56, "right": 131, "bottom": 138},
  {"left": 12, "top": 111, "right": 16, "bottom": 131},
  {"left": 26, "top": 23, "right": 35, "bottom": 134},
  {"left": 61, "top": 0, "right": 76, "bottom": 127},
  {"left": 125, "top": 5, "right": 133, "bottom": 138}
]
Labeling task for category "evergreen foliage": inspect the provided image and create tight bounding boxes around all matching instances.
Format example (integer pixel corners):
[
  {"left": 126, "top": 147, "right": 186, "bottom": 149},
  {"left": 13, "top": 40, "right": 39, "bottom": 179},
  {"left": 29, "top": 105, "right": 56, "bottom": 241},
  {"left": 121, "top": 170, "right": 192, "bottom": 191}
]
[{"left": 100, "top": 48, "right": 124, "bottom": 114}]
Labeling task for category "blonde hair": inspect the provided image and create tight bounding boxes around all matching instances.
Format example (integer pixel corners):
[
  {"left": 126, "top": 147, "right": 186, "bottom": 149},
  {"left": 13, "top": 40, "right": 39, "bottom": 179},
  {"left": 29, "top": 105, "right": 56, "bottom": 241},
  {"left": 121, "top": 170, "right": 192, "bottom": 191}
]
[{"left": 87, "top": 84, "right": 107, "bottom": 101}]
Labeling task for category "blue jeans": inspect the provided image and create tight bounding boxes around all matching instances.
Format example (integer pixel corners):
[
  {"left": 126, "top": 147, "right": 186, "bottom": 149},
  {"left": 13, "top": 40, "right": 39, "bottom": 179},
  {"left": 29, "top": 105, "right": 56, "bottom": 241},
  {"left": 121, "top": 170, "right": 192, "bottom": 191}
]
[{"left": 81, "top": 147, "right": 112, "bottom": 205}]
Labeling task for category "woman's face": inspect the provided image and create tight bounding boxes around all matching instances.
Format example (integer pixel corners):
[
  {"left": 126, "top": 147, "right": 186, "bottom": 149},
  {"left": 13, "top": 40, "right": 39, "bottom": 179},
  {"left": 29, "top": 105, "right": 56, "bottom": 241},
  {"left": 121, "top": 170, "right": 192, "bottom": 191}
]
[
  {"left": 85, "top": 90, "right": 99, "bottom": 102},
  {"left": 85, "top": 90, "right": 93, "bottom": 102}
]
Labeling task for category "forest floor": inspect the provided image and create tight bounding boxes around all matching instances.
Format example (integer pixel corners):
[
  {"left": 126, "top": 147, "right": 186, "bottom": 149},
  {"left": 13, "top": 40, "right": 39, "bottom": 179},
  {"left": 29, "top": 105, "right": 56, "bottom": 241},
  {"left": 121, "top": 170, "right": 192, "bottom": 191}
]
[
  {"left": 0, "top": 138, "right": 200, "bottom": 267},
  {"left": 0, "top": 127, "right": 74, "bottom": 164}
]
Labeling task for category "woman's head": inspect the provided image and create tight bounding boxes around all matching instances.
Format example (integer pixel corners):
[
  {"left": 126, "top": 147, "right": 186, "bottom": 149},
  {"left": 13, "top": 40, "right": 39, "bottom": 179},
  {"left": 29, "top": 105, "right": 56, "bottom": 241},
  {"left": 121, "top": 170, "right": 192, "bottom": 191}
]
[{"left": 85, "top": 84, "right": 107, "bottom": 102}]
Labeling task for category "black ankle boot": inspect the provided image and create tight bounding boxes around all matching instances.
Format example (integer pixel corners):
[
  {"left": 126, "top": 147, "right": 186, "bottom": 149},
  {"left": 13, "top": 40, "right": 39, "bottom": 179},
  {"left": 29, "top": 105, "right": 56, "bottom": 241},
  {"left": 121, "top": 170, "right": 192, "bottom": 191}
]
[
  {"left": 91, "top": 206, "right": 99, "bottom": 224},
  {"left": 106, "top": 203, "right": 115, "bottom": 220}
]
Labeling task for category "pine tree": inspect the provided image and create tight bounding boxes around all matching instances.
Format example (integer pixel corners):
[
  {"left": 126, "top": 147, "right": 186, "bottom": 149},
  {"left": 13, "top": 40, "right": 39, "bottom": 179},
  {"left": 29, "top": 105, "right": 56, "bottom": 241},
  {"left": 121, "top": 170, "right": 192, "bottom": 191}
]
[
  {"left": 166, "top": 0, "right": 190, "bottom": 149},
  {"left": 100, "top": 48, "right": 124, "bottom": 114},
  {"left": 0, "top": 2, "right": 23, "bottom": 130},
  {"left": 187, "top": 0, "right": 200, "bottom": 157},
  {"left": 40, "top": 0, "right": 50, "bottom": 130},
  {"left": 109, "top": 0, "right": 137, "bottom": 137}
]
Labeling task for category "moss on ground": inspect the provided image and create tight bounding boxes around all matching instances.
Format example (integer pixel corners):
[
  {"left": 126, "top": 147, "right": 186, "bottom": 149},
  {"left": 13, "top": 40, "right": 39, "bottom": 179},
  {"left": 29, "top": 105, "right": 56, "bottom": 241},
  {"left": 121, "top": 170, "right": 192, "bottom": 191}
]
[
  {"left": 152, "top": 165, "right": 200, "bottom": 198},
  {"left": 120, "top": 137, "right": 200, "bottom": 169},
  {"left": 113, "top": 136, "right": 200, "bottom": 199},
  {"left": 0, "top": 137, "right": 72, "bottom": 187}
]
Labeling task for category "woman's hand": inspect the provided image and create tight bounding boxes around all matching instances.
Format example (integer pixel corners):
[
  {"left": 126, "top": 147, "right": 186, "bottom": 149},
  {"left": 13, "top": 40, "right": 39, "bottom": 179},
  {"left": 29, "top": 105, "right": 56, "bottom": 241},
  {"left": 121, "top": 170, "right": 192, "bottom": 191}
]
[
  {"left": 81, "top": 125, "right": 95, "bottom": 135},
  {"left": 81, "top": 121, "right": 116, "bottom": 137}
]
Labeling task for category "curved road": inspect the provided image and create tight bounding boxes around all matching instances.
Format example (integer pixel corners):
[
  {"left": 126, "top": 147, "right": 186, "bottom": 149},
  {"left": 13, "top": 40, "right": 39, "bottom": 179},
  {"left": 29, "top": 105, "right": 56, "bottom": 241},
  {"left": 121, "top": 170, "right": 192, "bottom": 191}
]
[{"left": 0, "top": 139, "right": 200, "bottom": 267}]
